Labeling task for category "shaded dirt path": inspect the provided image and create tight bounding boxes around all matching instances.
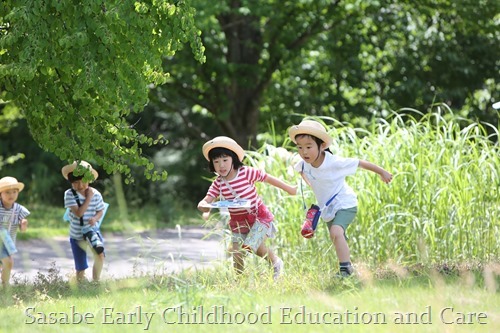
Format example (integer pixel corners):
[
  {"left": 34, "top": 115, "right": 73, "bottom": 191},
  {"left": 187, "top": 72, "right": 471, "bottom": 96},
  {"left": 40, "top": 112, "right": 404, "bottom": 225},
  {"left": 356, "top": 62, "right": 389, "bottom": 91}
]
[{"left": 11, "top": 226, "right": 226, "bottom": 282}]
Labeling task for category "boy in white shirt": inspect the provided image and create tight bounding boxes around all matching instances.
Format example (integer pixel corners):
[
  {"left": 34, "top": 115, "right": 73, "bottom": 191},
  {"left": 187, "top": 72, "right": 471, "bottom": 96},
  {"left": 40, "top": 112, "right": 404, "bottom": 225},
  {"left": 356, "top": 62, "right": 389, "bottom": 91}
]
[{"left": 289, "top": 120, "right": 393, "bottom": 277}]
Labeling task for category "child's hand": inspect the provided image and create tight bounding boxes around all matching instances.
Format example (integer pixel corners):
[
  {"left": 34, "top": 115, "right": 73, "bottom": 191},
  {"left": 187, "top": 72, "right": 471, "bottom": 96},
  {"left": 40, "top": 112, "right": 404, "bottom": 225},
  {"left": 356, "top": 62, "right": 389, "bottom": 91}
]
[
  {"left": 288, "top": 185, "right": 298, "bottom": 195},
  {"left": 197, "top": 200, "right": 211, "bottom": 213},
  {"left": 84, "top": 187, "right": 95, "bottom": 199},
  {"left": 20, "top": 219, "right": 28, "bottom": 232},
  {"left": 380, "top": 171, "right": 393, "bottom": 184},
  {"left": 88, "top": 217, "right": 97, "bottom": 226}
]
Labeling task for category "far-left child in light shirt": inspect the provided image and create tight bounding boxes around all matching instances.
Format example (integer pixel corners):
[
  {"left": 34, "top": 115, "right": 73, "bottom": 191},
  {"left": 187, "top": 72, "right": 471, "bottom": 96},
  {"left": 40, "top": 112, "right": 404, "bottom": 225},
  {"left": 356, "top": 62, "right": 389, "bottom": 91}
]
[{"left": 0, "top": 176, "right": 30, "bottom": 287}]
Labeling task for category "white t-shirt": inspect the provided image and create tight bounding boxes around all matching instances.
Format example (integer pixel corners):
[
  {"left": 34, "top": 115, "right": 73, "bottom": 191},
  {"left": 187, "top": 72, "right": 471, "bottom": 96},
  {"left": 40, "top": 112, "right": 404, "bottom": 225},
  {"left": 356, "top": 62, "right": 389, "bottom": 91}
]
[{"left": 294, "top": 153, "right": 359, "bottom": 221}]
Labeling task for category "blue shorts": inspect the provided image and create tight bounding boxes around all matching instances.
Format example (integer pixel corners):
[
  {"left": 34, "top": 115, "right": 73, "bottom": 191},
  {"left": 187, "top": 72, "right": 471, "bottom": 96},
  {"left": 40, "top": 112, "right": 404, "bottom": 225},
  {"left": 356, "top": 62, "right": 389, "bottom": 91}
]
[
  {"left": 70, "top": 234, "right": 104, "bottom": 271},
  {"left": 0, "top": 230, "right": 17, "bottom": 259},
  {"left": 0, "top": 245, "right": 13, "bottom": 260}
]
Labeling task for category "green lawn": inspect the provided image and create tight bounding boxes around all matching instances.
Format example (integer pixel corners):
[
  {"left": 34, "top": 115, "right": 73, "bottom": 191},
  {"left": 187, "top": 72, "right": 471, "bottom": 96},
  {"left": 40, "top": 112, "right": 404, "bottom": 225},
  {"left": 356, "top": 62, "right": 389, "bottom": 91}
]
[{"left": 1, "top": 263, "right": 499, "bottom": 333}]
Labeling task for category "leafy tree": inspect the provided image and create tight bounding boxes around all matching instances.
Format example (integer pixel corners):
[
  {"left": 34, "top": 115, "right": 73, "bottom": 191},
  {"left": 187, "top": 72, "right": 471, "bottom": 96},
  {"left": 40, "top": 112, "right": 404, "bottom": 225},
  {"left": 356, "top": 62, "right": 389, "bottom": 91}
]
[
  {"left": 0, "top": 96, "right": 24, "bottom": 171},
  {"left": 0, "top": 0, "right": 205, "bottom": 182}
]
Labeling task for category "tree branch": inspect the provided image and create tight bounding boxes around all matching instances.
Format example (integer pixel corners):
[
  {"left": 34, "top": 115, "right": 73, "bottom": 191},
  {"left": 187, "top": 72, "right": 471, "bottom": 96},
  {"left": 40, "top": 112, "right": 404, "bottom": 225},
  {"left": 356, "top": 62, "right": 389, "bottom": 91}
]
[{"left": 254, "top": 0, "right": 343, "bottom": 98}]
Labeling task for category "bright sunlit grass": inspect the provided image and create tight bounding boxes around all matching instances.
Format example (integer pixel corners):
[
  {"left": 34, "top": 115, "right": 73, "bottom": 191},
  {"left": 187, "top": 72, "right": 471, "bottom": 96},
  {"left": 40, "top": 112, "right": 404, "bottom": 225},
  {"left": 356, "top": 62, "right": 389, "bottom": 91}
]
[{"left": 1, "top": 262, "right": 499, "bottom": 332}]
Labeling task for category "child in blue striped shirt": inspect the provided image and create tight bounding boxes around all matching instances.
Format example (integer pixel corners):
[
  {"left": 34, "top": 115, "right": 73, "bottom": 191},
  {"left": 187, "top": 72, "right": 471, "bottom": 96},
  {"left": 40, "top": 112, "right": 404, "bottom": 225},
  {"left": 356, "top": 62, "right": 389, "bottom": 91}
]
[
  {"left": 62, "top": 161, "right": 105, "bottom": 283},
  {"left": 0, "top": 176, "right": 30, "bottom": 287}
]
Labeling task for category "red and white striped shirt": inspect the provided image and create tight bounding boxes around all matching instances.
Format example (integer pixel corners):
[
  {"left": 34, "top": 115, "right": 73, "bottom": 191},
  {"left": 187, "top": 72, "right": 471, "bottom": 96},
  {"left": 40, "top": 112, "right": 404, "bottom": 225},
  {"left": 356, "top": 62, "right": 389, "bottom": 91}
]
[{"left": 206, "top": 166, "right": 267, "bottom": 216}]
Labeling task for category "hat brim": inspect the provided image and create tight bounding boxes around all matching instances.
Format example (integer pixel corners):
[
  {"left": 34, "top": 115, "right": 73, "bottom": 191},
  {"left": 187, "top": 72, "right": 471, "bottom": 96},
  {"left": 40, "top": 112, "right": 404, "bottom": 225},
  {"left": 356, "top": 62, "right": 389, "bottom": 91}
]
[
  {"left": 289, "top": 125, "right": 333, "bottom": 147},
  {"left": 61, "top": 162, "right": 99, "bottom": 181},
  {"left": 202, "top": 138, "right": 245, "bottom": 162},
  {"left": 0, "top": 183, "right": 24, "bottom": 193}
]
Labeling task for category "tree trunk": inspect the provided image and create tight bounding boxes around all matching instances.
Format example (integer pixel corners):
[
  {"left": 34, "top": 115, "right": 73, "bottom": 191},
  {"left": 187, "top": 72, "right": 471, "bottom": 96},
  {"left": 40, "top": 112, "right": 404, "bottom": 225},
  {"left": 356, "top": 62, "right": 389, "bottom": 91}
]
[
  {"left": 217, "top": 8, "right": 263, "bottom": 148},
  {"left": 113, "top": 172, "right": 129, "bottom": 222}
]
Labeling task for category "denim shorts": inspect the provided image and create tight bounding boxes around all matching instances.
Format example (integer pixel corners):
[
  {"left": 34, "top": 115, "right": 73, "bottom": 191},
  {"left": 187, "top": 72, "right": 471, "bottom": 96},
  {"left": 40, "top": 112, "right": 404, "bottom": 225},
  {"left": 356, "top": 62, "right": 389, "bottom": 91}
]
[
  {"left": 0, "top": 244, "right": 13, "bottom": 260},
  {"left": 0, "top": 230, "right": 17, "bottom": 259}
]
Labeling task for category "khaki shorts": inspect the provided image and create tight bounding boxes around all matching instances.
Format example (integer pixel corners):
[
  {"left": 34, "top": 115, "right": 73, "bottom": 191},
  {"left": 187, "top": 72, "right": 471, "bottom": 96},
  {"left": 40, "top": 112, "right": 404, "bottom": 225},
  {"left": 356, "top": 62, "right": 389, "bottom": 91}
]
[{"left": 326, "top": 206, "right": 357, "bottom": 238}]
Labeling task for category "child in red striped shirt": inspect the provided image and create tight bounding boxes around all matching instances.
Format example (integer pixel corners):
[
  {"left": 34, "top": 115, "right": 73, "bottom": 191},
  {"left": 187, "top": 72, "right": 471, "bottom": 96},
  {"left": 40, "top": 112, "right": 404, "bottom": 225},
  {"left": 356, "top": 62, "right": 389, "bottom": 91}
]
[{"left": 198, "top": 136, "right": 296, "bottom": 280}]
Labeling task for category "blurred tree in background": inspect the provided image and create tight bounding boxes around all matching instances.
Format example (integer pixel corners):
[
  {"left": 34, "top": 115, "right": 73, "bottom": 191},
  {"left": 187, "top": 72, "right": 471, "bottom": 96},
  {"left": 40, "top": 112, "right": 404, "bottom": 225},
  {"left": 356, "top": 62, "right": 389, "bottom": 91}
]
[
  {"left": 149, "top": 0, "right": 499, "bottom": 144},
  {"left": 1, "top": 0, "right": 499, "bottom": 218}
]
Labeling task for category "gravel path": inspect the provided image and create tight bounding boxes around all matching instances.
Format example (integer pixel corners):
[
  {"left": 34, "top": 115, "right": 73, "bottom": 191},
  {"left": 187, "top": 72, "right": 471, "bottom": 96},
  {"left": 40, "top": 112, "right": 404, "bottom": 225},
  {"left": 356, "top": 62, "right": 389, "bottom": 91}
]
[{"left": 10, "top": 226, "right": 226, "bottom": 282}]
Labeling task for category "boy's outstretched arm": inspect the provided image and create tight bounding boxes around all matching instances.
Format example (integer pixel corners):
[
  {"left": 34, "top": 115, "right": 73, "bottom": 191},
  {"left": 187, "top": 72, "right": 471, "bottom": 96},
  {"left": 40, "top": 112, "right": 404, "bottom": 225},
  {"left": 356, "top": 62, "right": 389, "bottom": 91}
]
[
  {"left": 265, "top": 175, "right": 297, "bottom": 195},
  {"left": 359, "top": 160, "right": 393, "bottom": 184}
]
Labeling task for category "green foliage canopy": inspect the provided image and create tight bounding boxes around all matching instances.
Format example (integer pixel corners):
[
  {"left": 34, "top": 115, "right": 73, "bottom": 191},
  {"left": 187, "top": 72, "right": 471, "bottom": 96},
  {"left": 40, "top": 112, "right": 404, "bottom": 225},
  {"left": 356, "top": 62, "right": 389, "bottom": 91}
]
[
  {"left": 149, "top": 0, "right": 499, "bottom": 147},
  {"left": 0, "top": 0, "right": 205, "bottom": 182}
]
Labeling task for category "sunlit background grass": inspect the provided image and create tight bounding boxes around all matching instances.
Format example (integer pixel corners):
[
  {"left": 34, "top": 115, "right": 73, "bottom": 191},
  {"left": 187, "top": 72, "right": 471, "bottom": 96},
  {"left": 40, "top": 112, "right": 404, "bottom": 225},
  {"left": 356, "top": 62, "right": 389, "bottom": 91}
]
[{"left": 248, "top": 106, "right": 499, "bottom": 272}]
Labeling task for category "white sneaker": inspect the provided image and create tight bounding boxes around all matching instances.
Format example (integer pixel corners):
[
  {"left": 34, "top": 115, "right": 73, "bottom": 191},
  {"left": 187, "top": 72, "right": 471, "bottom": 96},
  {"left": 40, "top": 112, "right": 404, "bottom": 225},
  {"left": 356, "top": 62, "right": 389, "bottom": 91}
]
[{"left": 273, "top": 258, "right": 284, "bottom": 281}]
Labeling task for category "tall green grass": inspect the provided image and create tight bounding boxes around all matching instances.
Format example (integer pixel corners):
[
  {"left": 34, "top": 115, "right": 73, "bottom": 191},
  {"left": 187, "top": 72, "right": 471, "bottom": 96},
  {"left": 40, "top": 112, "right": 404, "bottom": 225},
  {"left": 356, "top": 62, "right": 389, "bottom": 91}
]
[
  {"left": 246, "top": 106, "right": 499, "bottom": 270},
  {"left": 17, "top": 106, "right": 498, "bottom": 270}
]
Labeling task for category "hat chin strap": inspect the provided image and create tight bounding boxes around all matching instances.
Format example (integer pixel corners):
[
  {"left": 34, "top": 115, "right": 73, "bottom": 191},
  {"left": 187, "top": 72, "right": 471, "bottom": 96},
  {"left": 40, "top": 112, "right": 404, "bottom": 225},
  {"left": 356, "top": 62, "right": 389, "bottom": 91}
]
[
  {"left": 219, "top": 164, "right": 234, "bottom": 179},
  {"left": 311, "top": 149, "right": 324, "bottom": 167}
]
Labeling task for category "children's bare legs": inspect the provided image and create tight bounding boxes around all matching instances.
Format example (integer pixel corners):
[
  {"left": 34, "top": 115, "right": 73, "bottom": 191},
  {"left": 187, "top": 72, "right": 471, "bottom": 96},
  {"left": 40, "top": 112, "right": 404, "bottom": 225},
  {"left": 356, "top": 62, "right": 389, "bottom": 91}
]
[
  {"left": 329, "top": 225, "right": 350, "bottom": 261},
  {"left": 92, "top": 253, "right": 104, "bottom": 281},
  {"left": 75, "top": 249, "right": 104, "bottom": 282},
  {"left": 330, "top": 225, "right": 353, "bottom": 276},
  {"left": 256, "top": 237, "right": 284, "bottom": 280},
  {"left": 231, "top": 238, "right": 283, "bottom": 279},
  {"left": 76, "top": 269, "right": 86, "bottom": 282},
  {"left": 255, "top": 236, "right": 278, "bottom": 264},
  {"left": 1, "top": 256, "right": 13, "bottom": 286},
  {"left": 230, "top": 242, "right": 245, "bottom": 274}
]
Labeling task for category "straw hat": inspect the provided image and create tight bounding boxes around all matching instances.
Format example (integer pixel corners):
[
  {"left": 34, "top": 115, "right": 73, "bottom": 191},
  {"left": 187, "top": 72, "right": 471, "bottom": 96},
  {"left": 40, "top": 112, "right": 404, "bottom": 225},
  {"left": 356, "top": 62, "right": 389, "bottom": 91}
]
[
  {"left": 202, "top": 136, "right": 245, "bottom": 162},
  {"left": 61, "top": 160, "right": 99, "bottom": 180},
  {"left": 0, "top": 177, "right": 24, "bottom": 193},
  {"left": 288, "top": 120, "right": 333, "bottom": 147}
]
